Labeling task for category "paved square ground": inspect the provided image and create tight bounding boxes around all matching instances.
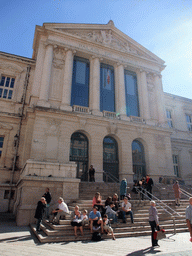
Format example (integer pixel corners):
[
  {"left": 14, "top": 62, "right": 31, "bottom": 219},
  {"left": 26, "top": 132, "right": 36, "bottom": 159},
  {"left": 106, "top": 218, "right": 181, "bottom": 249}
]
[{"left": 0, "top": 216, "right": 192, "bottom": 256}]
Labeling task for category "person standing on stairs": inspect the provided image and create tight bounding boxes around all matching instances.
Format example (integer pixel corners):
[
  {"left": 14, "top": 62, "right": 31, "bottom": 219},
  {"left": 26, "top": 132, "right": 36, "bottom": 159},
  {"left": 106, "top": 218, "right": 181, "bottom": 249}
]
[
  {"left": 42, "top": 187, "right": 52, "bottom": 218},
  {"left": 120, "top": 178, "right": 127, "bottom": 200},
  {"left": 89, "top": 165, "right": 95, "bottom": 182},
  {"left": 173, "top": 180, "right": 181, "bottom": 206},
  {"left": 34, "top": 197, "right": 46, "bottom": 232},
  {"left": 146, "top": 174, "right": 154, "bottom": 200}
]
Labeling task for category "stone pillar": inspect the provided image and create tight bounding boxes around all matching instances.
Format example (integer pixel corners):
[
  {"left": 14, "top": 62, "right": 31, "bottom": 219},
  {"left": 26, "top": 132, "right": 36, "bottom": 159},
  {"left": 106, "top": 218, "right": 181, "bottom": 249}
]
[
  {"left": 60, "top": 49, "right": 74, "bottom": 111},
  {"left": 37, "top": 44, "right": 53, "bottom": 108},
  {"left": 89, "top": 57, "right": 102, "bottom": 116},
  {"left": 31, "top": 41, "right": 45, "bottom": 98},
  {"left": 117, "top": 64, "right": 127, "bottom": 119},
  {"left": 114, "top": 65, "right": 119, "bottom": 115},
  {"left": 138, "top": 70, "right": 150, "bottom": 120},
  {"left": 154, "top": 74, "right": 166, "bottom": 126}
]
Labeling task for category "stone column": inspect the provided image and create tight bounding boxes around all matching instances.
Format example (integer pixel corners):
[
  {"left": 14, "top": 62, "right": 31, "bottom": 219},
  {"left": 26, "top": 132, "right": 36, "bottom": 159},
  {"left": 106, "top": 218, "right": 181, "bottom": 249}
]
[
  {"left": 138, "top": 70, "right": 150, "bottom": 120},
  {"left": 32, "top": 41, "right": 45, "bottom": 98},
  {"left": 117, "top": 64, "right": 127, "bottom": 119},
  {"left": 154, "top": 74, "right": 166, "bottom": 126},
  {"left": 37, "top": 44, "right": 53, "bottom": 108},
  {"left": 60, "top": 49, "right": 74, "bottom": 111},
  {"left": 114, "top": 65, "right": 119, "bottom": 115},
  {"left": 89, "top": 57, "right": 102, "bottom": 116}
]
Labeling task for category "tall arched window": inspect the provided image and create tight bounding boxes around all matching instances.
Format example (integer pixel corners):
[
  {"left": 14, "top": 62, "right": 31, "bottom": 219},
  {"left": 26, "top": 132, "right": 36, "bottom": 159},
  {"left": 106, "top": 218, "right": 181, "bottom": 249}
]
[
  {"left": 70, "top": 132, "right": 88, "bottom": 181},
  {"left": 132, "top": 140, "right": 146, "bottom": 181},
  {"left": 103, "top": 136, "right": 119, "bottom": 182}
]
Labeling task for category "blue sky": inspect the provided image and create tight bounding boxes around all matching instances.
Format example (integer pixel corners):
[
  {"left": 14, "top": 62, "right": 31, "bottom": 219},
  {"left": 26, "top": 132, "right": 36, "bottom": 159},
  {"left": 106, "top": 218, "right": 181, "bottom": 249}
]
[{"left": 1, "top": 0, "right": 192, "bottom": 99}]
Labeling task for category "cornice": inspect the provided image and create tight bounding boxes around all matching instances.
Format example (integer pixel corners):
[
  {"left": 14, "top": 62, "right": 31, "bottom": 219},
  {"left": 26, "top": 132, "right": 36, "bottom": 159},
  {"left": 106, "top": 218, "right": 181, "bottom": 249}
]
[{"left": 0, "top": 51, "right": 35, "bottom": 65}]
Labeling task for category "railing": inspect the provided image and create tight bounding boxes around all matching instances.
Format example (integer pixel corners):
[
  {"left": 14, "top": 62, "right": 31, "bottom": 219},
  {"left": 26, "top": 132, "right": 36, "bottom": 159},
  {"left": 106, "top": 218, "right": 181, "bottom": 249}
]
[
  {"left": 180, "top": 188, "right": 192, "bottom": 198},
  {"left": 103, "top": 170, "right": 119, "bottom": 183},
  {"left": 129, "top": 116, "right": 146, "bottom": 124},
  {"left": 103, "top": 111, "right": 118, "bottom": 119},
  {"left": 72, "top": 105, "right": 90, "bottom": 114},
  {"left": 135, "top": 186, "right": 182, "bottom": 234}
]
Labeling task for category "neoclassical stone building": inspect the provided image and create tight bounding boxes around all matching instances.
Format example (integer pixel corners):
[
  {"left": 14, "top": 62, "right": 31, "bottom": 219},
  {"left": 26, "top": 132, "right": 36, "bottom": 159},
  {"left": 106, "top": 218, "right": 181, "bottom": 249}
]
[{"left": 0, "top": 21, "right": 191, "bottom": 225}]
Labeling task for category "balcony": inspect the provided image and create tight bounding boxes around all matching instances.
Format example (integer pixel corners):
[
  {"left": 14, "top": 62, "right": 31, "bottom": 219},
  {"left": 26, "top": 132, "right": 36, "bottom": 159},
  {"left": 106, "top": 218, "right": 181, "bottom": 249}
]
[{"left": 72, "top": 105, "right": 90, "bottom": 114}]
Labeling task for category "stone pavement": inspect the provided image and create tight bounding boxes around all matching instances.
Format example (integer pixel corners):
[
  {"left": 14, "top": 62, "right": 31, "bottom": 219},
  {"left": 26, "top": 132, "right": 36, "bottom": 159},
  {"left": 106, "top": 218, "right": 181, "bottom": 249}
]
[{"left": 0, "top": 214, "right": 192, "bottom": 256}]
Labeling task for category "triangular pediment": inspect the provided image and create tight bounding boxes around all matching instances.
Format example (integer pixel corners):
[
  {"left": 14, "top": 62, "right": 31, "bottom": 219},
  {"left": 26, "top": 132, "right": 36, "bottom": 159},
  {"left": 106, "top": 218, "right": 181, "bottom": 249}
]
[{"left": 43, "top": 21, "right": 165, "bottom": 65}]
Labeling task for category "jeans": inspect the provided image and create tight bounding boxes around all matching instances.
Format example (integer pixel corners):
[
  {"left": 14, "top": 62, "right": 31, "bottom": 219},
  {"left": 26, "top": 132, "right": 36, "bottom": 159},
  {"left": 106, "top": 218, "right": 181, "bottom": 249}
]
[
  {"left": 122, "top": 210, "right": 134, "bottom": 223},
  {"left": 107, "top": 213, "right": 118, "bottom": 223},
  {"left": 36, "top": 218, "right": 42, "bottom": 231}
]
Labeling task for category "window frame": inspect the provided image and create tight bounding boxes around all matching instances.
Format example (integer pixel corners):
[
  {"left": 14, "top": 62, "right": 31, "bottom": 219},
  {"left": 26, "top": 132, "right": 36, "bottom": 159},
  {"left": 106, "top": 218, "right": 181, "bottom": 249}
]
[
  {"left": 124, "top": 70, "right": 139, "bottom": 117},
  {"left": 173, "top": 154, "right": 179, "bottom": 177},
  {"left": 0, "top": 75, "right": 15, "bottom": 100},
  {"left": 186, "top": 114, "right": 192, "bottom": 131},
  {"left": 0, "top": 136, "right": 4, "bottom": 157},
  {"left": 166, "top": 109, "right": 173, "bottom": 128}
]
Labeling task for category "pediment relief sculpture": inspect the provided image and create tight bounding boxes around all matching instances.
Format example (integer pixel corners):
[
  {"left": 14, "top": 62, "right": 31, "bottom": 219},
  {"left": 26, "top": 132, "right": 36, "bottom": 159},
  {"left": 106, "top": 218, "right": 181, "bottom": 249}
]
[
  {"left": 53, "top": 48, "right": 65, "bottom": 69},
  {"left": 0, "top": 122, "right": 13, "bottom": 130},
  {"left": 0, "top": 61, "right": 24, "bottom": 74},
  {"left": 106, "top": 121, "right": 118, "bottom": 134},
  {"left": 147, "top": 73, "right": 155, "bottom": 91},
  {"left": 54, "top": 28, "right": 155, "bottom": 60}
]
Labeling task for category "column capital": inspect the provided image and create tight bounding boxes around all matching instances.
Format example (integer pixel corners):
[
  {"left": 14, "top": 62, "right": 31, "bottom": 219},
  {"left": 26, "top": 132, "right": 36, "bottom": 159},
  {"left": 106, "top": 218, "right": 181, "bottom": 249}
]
[
  {"left": 43, "top": 42, "right": 54, "bottom": 49},
  {"left": 90, "top": 55, "right": 100, "bottom": 60},
  {"left": 114, "top": 62, "right": 124, "bottom": 68}
]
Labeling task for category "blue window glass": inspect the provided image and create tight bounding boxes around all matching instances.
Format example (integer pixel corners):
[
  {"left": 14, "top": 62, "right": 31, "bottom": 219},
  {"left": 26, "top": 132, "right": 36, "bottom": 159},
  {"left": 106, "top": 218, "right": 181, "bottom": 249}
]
[
  {"left": 0, "top": 137, "right": 4, "bottom": 148},
  {"left": 8, "top": 90, "right": 13, "bottom": 99},
  {"left": 100, "top": 64, "right": 115, "bottom": 112},
  {"left": 3, "top": 89, "right": 8, "bottom": 98},
  {"left": 5, "top": 77, "right": 10, "bottom": 87},
  {"left": 0, "top": 137, "right": 4, "bottom": 157},
  {"left": 0, "top": 76, "right": 5, "bottom": 86},
  {"left": 71, "top": 57, "right": 89, "bottom": 107},
  {"left": 0, "top": 88, "right": 3, "bottom": 98},
  {"left": 10, "top": 78, "right": 15, "bottom": 88},
  {"left": 124, "top": 71, "right": 139, "bottom": 117}
]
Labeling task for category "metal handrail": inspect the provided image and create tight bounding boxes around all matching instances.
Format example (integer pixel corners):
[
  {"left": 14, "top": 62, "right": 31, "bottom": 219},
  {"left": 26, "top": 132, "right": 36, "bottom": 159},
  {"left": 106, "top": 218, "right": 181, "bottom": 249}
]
[
  {"left": 103, "top": 170, "right": 119, "bottom": 183},
  {"left": 180, "top": 188, "right": 192, "bottom": 198},
  {"left": 136, "top": 187, "right": 181, "bottom": 217},
  {"left": 135, "top": 186, "right": 182, "bottom": 234}
]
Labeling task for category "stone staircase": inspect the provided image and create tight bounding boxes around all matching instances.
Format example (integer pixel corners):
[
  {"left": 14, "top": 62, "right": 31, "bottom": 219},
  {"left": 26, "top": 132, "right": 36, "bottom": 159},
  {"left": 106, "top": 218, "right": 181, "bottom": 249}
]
[
  {"left": 79, "top": 182, "right": 120, "bottom": 199},
  {"left": 31, "top": 199, "right": 189, "bottom": 243}
]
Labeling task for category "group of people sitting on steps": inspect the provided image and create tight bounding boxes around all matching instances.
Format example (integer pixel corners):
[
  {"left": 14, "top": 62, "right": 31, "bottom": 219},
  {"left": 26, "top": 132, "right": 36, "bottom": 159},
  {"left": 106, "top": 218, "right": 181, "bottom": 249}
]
[{"left": 34, "top": 189, "right": 134, "bottom": 240}]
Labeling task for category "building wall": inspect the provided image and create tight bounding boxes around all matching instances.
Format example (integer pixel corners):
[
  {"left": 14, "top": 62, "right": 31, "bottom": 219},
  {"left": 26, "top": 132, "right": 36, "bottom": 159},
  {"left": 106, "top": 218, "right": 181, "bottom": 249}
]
[{"left": 0, "top": 21, "right": 191, "bottom": 219}]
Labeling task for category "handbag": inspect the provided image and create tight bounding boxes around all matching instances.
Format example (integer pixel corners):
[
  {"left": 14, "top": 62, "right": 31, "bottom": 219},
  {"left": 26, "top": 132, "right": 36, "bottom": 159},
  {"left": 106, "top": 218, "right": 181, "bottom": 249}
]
[{"left": 154, "top": 229, "right": 166, "bottom": 240}]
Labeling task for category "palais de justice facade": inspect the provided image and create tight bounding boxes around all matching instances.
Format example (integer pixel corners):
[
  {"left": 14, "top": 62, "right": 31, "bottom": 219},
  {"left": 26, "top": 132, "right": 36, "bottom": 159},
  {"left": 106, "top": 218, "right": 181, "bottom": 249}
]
[{"left": 0, "top": 21, "right": 192, "bottom": 225}]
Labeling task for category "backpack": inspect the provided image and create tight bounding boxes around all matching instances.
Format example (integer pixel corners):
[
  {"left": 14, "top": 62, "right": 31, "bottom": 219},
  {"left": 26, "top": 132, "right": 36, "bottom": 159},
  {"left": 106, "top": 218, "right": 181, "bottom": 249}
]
[{"left": 92, "top": 232, "right": 102, "bottom": 241}]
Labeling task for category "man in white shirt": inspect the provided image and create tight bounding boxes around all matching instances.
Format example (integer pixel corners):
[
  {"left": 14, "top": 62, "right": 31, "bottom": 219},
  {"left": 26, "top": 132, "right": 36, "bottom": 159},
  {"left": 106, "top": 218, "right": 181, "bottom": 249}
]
[
  {"left": 121, "top": 197, "right": 134, "bottom": 224},
  {"left": 186, "top": 197, "right": 192, "bottom": 239},
  {"left": 50, "top": 197, "right": 69, "bottom": 224}
]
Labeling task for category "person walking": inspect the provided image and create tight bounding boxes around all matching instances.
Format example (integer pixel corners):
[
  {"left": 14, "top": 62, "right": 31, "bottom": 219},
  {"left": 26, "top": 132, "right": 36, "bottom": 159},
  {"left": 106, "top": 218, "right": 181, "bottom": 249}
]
[
  {"left": 120, "top": 178, "right": 127, "bottom": 200},
  {"left": 34, "top": 197, "right": 46, "bottom": 232},
  {"left": 186, "top": 197, "right": 192, "bottom": 241},
  {"left": 173, "top": 180, "right": 181, "bottom": 206},
  {"left": 149, "top": 200, "right": 160, "bottom": 247}
]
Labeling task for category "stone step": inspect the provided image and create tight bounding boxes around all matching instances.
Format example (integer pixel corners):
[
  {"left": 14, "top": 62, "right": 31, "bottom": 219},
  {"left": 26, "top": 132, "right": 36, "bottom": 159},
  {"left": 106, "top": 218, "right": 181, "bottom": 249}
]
[
  {"left": 30, "top": 223, "right": 188, "bottom": 243},
  {"left": 31, "top": 199, "right": 189, "bottom": 243}
]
